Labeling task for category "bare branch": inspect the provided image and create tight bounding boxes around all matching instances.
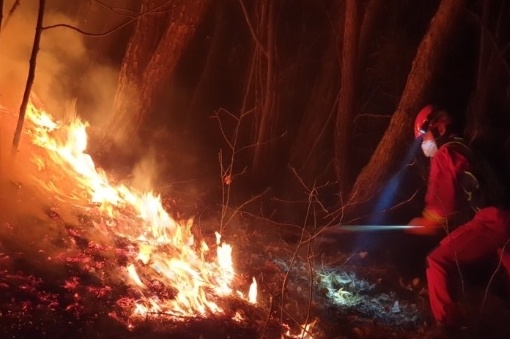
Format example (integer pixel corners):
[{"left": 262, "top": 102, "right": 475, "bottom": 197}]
[
  {"left": 42, "top": 0, "right": 177, "bottom": 38},
  {"left": 91, "top": 0, "right": 139, "bottom": 17},
  {"left": 479, "top": 238, "right": 510, "bottom": 323},
  {"left": 41, "top": 22, "right": 133, "bottom": 37}
]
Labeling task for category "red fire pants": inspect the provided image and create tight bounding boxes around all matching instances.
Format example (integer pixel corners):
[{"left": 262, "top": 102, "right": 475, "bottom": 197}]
[{"left": 426, "top": 206, "right": 510, "bottom": 326}]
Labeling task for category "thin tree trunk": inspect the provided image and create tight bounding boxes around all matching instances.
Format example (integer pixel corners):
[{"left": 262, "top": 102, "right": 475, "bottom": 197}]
[
  {"left": 288, "top": 32, "right": 339, "bottom": 184},
  {"left": 252, "top": 0, "right": 278, "bottom": 177},
  {"left": 347, "top": 0, "right": 467, "bottom": 208},
  {"left": 358, "top": 0, "right": 387, "bottom": 70},
  {"left": 466, "top": 0, "right": 501, "bottom": 142},
  {"left": 335, "top": 0, "right": 359, "bottom": 195},
  {"left": 186, "top": 1, "right": 228, "bottom": 125},
  {"left": 2, "top": 0, "right": 20, "bottom": 30},
  {"left": 10, "top": 0, "right": 46, "bottom": 161},
  {"left": 0, "top": 0, "right": 4, "bottom": 34}
]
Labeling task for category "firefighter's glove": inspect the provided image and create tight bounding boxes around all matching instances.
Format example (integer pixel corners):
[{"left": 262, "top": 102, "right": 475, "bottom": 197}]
[{"left": 406, "top": 216, "right": 443, "bottom": 236}]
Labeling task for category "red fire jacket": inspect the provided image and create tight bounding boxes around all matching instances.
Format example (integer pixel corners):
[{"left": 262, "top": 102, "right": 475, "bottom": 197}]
[{"left": 422, "top": 141, "right": 473, "bottom": 224}]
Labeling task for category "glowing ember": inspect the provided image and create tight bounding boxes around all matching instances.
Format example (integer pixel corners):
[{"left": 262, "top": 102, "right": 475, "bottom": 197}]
[
  {"left": 22, "top": 100, "right": 256, "bottom": 318},
  {"left": 285, "top": 319, "right": 318, "bottom": 339},
  {"left": 232, "top": 311, "right": 244, "bottom": 322}
]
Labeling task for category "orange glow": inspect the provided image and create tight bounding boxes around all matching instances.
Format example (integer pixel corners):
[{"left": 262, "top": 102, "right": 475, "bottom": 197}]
[{"left": 23, "top": 100, "right": 257, "bottom": 318}]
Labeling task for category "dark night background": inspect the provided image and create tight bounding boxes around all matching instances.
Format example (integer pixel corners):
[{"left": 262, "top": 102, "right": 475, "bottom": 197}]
[{"left": 1, "top": 0, "right": 510, "bottom": 338}]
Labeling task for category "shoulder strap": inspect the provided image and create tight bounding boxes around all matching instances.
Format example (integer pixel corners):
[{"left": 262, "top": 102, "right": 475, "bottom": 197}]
[
  {"left": 443, "top": 137, "right": 474, "bottom": 160},
  {"left": 445, "top": 138, "right": 509, "bottom": 208}
]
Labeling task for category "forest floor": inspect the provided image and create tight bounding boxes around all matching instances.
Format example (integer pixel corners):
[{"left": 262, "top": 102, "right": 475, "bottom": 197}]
[{"left": 1, "top": 175, "right": 510, "bottom": 339}]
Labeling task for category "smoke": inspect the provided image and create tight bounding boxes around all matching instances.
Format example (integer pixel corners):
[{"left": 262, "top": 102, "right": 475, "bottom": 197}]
[
  {"left": 130, "top": 147, "right": 160, "bottom": 193},
  {"left": 0, "top": 1, "right": 182, "bottom": 210},
  {"left": 0, "top": 0, "right": 123, "bottom": 126}
]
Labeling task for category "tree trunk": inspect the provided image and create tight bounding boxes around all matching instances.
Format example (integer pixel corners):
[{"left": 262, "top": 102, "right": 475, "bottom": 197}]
[
  {"left": 138, "top": 0, "right": 211, "bottom": 126},
  {"left": 1, "top": 0, "right": 20, "bottom": 30},
  {"left": 251, "top": 0, "right": 279, "bottom": 179},
  {"left": 334, "top": 0, "right": 359, "bottom": 195},
  {"left": 10, "top": 0, "right": 46, "bottom": 161},
  {"left": 358, "top": 0, "right": 387, "bottom": 70},
  {"left": 466, "top": 0, "right": 503, "bottom": 143},
  {"left": 104, "top": 0, "right": 211, "bottom": 146},
  {"left": 186, "top": 1, "right": 228, "bottom": 126},
  {"left": 288, "top": 32, "right": 339, "bottom": 185},
  {"left": 287, "top": 0, "right": 387, "bottom": 198},
  {"left": 465, "top": 0, "right": 510, "bottom": 180},
  {"left": 346, "top": 0, "right": 467, "bottom": 211}
]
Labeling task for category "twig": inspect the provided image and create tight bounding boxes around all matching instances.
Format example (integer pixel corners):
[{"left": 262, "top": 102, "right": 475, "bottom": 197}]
[
  {"left": 42, "top": 0, "right": 177, "bottom": 37},
  {"left": 258, "top": 295, "right": 273, "bottom": 339},
  {"left": 477, "top": 238, "right": 510, "bottom": 327},
  {"left": 276, "top": 170, "right": 322, "bottom": 338},
  {"left": 91, "top": 0, "right": 139, "bottom": 17}
]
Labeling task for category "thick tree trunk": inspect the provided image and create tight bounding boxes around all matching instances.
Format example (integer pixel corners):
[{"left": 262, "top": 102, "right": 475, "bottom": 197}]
[
  {"left": 102, "top": 0, "right": 168, "bottom": 145},
  {"left": 138, "top": 0, "right": 211, "bottom": 127},
  {"left": 105, "top": 0, "right": 211, "bottom": 146},
  {"left": 347, "top": 0, "right": 467, "bottom": 210},
  {"left": 334, "top": 0, "right": 359, "bottom": 195}
]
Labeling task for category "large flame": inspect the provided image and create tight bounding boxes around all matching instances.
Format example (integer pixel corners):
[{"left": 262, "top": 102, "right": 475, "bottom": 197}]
[{"left": 21, "top": 101, "right": 257, "bottom": 319}]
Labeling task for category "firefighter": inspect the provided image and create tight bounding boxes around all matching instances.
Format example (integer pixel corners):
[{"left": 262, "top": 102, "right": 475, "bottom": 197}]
[{"left": 408, "top": 105, "right": 510, "bottom": 335}]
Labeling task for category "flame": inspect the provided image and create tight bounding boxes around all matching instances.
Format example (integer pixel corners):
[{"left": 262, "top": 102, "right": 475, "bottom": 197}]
[
  {"left": 22, "top": 100, "right": 256, "bottom": 318},
  {"left": 248, "top": 277, "right": 257, "bottom": 304}
]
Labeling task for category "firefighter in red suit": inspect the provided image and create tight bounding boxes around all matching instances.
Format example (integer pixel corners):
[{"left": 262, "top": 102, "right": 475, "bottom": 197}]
[{"left": 408, "top": 105, "right": 510, "bottom": 333}]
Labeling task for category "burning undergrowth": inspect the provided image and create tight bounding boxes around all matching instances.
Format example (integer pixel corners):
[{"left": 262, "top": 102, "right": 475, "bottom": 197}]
[
  {"left": 0, "top": 101, "right": 431, "bottom": 338},
  {"left": 0, "top": 101, "right": 271, "bottom": 337},
  {"left": 0, "top": 202, "right": 265, "bottom": 338}
]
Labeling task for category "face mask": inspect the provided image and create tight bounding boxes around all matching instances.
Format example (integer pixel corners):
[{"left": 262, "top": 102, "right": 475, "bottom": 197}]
[{"left": 421, "top": 139, "right": 438, "bottom": 157}]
